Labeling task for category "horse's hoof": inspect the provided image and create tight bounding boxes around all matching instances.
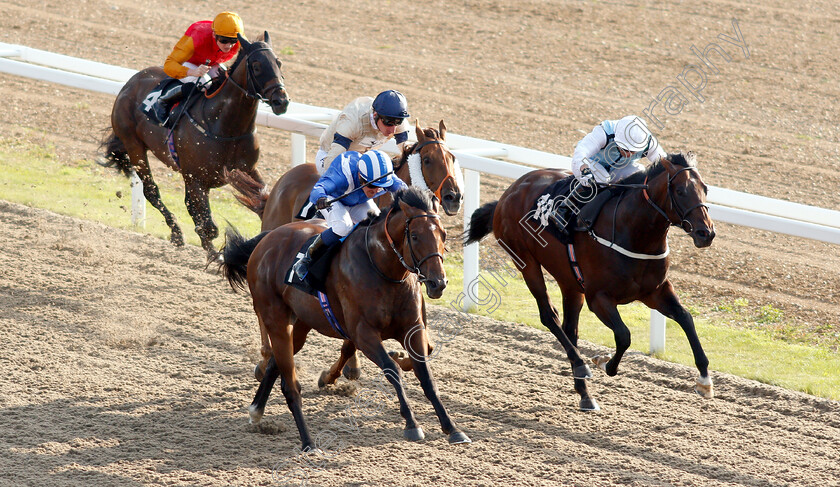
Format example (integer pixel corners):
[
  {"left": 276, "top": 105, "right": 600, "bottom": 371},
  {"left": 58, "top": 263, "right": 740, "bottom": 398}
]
[
  {"left": 573, "top": 363, "right": 593, "bottom": 379},
  {"left": 448, "top": 431, "right": 472, "bottom": 444},
  {"left": 404, "top": 427, "right": 425, "bottom": 442},
  {"left": 317, "top": 370, "right": 331, "bottom": 389},
  {"left": 694, "top": 376, "right": 714, "bottom": 398},
  {"left": 248, "top": 405, "right": 264, "bottom": 424},
  {"left": 591, "top": 354, "right": 612, "bottom": 373},
  {"left": 254, "top": 363, "right": 265, "bottom": 382},
  {"left": 579, "top": 397, "right": 601, "bottom": 412},
  {"left": 342, "top": 365, "right": 361, "bottom": 381}
]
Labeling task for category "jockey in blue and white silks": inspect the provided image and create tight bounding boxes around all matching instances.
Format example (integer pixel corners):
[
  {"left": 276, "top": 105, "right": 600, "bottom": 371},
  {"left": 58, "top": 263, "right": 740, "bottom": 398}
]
[
  {"left": 571, "top": 115, "right": 668, "bottom": 186},
  {"left": 293, "top": 149, "right": 408, "bottom": 280}
]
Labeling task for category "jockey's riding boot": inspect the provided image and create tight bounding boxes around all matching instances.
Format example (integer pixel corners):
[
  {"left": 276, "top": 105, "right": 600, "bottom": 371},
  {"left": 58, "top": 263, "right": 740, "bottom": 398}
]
[
  {"left": 293, "top": 234, "right": 327, "bottom": 281},
  {"left": 155, "top": 85, "right": 184, "bottom": 126}
]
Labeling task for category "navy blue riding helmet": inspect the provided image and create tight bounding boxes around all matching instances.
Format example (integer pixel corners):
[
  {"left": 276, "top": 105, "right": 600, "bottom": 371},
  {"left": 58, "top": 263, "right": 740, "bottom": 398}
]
[{"left": 372, "top": 90, "right": 410, "bottom": 119}]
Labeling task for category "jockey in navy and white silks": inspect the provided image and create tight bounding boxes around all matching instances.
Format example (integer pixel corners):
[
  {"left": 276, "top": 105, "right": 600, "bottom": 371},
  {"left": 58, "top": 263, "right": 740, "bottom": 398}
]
[
  {"left": 571, "top": 115, "right": 668, "bottom": 186},
  {"left": 315, "top": 90, "right": 411, "bottom": 175},
  {"left": 293, "top": 150, "right": 408, "bottom": 280}
]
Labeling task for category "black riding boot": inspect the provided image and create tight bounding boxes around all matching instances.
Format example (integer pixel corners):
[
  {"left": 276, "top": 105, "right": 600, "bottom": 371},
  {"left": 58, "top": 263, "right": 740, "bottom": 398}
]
[
  {"left": 154, "top": 84, "right": 184, "bottom": 126},
  {"left": 293, "top": 234, "right": 327, "bottom": 280}
]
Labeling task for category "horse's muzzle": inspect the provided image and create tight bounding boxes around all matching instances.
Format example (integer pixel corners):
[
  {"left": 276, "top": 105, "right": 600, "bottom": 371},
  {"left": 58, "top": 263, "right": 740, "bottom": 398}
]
[
  {"left": 424, "top": 277, "right": 448, "bottom": 299},
  {"left": 269, "top": 92, "right": 290, "bottom": 115},
  {"left": 691, "top": 227, "right": 715, "bottom": 248},
  {"left": 441, "top": 189, "right": 463, "bottom": 216}
]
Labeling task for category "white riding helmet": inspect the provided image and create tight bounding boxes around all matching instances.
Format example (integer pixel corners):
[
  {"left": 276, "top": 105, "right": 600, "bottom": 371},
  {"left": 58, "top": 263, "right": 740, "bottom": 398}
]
[
  {"left": 614, "top": 115, "right": 652, "bottom": 152},
  {"left": 359, "top": 150, "right": 394, "bottom": 187}
]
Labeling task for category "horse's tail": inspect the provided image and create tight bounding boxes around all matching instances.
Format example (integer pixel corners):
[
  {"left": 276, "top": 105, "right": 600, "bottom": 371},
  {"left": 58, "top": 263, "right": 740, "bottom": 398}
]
[
  {"left": 225, "top": 168, "right": 268, "bottom": 218},
  {"left": 96, "top": 128, "right": 133, "bottom": 178},
  {"left": 464, "top": 201, "right": 498, "bottom": 245},
  {"left": 215, "top": 227, "right": 270, "bottom": 292}
]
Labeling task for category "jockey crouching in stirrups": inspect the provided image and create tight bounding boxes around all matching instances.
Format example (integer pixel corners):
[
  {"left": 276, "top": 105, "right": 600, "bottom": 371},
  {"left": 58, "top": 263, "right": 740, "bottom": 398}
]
[
  {"left": 293, "top": 149, "right": 408, "bottom": 280},
  {"left": 555, "top": 115, "right": 669, "bottom": 234}
]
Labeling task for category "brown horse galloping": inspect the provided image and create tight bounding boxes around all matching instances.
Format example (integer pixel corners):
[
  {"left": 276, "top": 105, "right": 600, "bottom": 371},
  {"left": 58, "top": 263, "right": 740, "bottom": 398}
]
[
  {"left": 466, "top": 152, "right": 715, "bottom": 411},
  {"left": 218, "top": 188, "right": 470, "bottom": 449},
  {"left": 100, "top": 33, "right": 289, "bottom": 255},
  {"left": 226, "top": 120, "right": 463, "bottom": 232}
]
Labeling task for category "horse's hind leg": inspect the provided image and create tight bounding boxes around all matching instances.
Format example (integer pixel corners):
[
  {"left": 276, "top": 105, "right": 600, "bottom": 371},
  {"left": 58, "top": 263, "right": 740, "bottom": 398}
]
[
  {"left": 251, "top": 319, "right": 310, "bottom": 416},
  {"left": 341, "top": 347, "right": 362, "bottom": 381},
  {"left": 520, "top": 258, "right": 592, "bottom": 380},
  {"left": 643, "top": 281, "right": 712, "bottom": 398},
  {"left": 127, "top": 148, "right": 184, "bottom": 245},
  {"left": 559, "top": 291, "right": 599, "bottom": 411},
  {"left": 183, "top": 177, "right": 218, "bottom": 254},
  {"left": 403, "top": 325, "right": 470, "bottom": 444},
  {"left": 319, "top": 339, "right": 356, "bottom": 387},
  {"left": 587, "top": 291, "right": 630, "bottom": 378}
]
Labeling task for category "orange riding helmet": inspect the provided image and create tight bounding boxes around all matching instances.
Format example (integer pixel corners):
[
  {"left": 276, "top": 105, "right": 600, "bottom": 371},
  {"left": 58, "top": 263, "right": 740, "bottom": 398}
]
[{"left": 212, "top": 12, "right": 244, "bottom": 38}]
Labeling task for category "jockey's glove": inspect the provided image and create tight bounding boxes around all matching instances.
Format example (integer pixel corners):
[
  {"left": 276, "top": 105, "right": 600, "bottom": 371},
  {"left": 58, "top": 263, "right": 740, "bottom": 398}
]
[{"left": 315, "top": 197, "right": 330, "bottom": 210}]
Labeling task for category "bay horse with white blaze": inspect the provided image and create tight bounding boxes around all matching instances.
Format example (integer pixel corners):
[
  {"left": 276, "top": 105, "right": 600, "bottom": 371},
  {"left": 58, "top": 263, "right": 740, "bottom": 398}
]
[
  {"left": 100, "top": 33, "right": 289, "bottom": 255},
  {"left": 218, "top": 188, "right": 470, "bottom": 448},
  {"left": 466, "top": 152, "right": 715, "bottom": 411}
]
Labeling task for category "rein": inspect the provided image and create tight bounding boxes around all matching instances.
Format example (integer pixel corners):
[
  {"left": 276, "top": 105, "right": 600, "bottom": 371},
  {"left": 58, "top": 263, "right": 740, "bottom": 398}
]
[{"left": 365, "top": 206, "right": 443, "bottom": 284}]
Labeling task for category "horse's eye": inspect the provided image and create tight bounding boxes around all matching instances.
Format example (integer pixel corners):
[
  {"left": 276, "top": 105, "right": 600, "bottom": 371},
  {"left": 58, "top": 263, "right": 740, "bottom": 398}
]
[
  {"left": 252, "top": 62, "right": 262, "bottom": 75},
  {"left": 410, "top": 233, "right": 418, "bottom": 241},
  {"left": 423, "top": 157, "right": 430, "bottom": 165},
  {"left": 676, "top": 187, "right": 686, "bottom": 197}
]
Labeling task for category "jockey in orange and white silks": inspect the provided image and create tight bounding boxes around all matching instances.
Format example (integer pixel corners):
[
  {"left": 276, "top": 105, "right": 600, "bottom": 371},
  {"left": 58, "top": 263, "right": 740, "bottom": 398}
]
[
  {"left": 571, "top": 115, "right": 668, "bottom": 187},
  {"left": 315, "top": 90, "right": 411, "bottom": 174}
]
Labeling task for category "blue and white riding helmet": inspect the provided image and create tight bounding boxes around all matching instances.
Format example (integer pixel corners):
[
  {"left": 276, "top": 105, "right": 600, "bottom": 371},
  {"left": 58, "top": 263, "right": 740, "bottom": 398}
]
[
  {"left": 372, "top": 90, "right": 410, "bottom": 119},
  {"left": 359, "top": 150, "right": 395, "bottom": 187}
]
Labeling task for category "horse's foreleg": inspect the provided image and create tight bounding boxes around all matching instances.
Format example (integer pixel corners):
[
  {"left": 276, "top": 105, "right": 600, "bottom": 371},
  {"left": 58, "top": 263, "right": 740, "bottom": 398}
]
[
  {"left": 521, "top": 260, "right": 592, "bottom": 380},
  {"left": 643, "top": 281, "right": 713, "bottom": 398},
  {"left": 403, "top": 325, "right": 470, "bottom": 444},
  {"left": 319, "top": 339, "right": 356, "bottom": 387},
  {"left": 355, "top": 330, "right": 422, "bottom": 441},
  {"left": 265, "top": 321, "right": 314, "bottom": 450},
  {"left": 130, "top": 154, "right": 183, "bottom": 246},
  {"left": 184, "top": 179, "right": 218, "bottom": 253},
  {"left": 587, "top": 292, "right": 630, "bottom": 377}
]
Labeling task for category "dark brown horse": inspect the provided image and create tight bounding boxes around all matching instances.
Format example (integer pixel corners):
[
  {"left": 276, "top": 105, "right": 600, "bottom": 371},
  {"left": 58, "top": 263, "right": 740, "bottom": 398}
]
[
  {"left": 227, "top": 121, "right": 462, "bottom": 381},
  {"left": 226, "top": 120, "right": 463, "bottom": 232},
  {"left": 218, "top": 188, "right": 470, "bottom": 448},
  {"left": 100, "top": 33, "right": 289, "bottom": 255},
  {"left": 466, "top": 152, "right": 716, "bottom": 411}
]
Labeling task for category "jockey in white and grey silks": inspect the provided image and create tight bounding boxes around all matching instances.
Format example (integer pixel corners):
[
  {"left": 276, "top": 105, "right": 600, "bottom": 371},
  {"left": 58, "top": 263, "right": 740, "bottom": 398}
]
[{"left": 553, "top": 115, "right": 668, "bottom": 235}]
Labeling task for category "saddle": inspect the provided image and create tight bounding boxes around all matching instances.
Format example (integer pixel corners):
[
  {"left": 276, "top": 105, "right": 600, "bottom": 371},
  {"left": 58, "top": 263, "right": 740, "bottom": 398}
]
[
  {"left": 139, "top": 79, "right": 198, "bottom": 127},
  {"left": 285, "top": 234, "right": 343, "bottom": 296},
  {"left": 294, "top": 200, "right": 322, "bottom": 221},
  {"left": 529, "top": 175, "right": 617, "bottom": 244}
]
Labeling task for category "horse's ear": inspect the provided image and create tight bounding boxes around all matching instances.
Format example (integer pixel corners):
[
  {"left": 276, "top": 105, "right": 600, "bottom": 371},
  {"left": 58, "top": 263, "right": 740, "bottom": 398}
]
[
  {"left": 438, "top": 120, "right": 447, "bottom": 140},
  {"left": 431, "top": 194, "right": 442, "bottom": 214},
  {"left": 398, "top": 198, "right": 413, "bottom": 217},
  {"left": 263, "top": 31, "right": 271, "bottom": 45},
  {"left": 660, "top": 153, "right": 676, "bottom": 173},
  {"left": 237, "top": 33, "right": 250, "bottom": 49},
  {"left": 414, "top": 119, "right": 426, "bottom": 143},
  {"left": 686, "top": 150, "right": 697, "bottom": 166}
]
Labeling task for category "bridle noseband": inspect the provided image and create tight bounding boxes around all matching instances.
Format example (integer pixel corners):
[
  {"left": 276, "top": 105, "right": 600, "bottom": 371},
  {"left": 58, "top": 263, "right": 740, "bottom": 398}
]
[
  {"left": 365, "top": 206, "right": 444, "bottom": 284},
  {"left": 642, "top": 166, "right": 708, "bottom": 234},
  {"left": 411, "top": 139, "right": 458, "bottom": 202}
]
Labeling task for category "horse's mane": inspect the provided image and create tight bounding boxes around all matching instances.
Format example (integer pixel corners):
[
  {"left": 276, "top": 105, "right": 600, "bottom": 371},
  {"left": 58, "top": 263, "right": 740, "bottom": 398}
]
[
  {"left": 393, "top": 127, "right": 443, "bottom": 171},
  {"left": 358, "top": 187, "right": 435, "bottom": 226},
  {"left": 621, "top": 151, "right": 696, "bottom": 186}
]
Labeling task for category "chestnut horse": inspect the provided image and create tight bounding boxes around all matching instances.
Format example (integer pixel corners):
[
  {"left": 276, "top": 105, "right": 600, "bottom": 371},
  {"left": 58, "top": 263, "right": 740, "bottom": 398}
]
[
  {"left": 226, "top": 120, "right": 464, "bottom": 232},
  {"left": 100, "top": 33, "right": 289, "bottom": 255},
  {"left": 218, "top": 188, "right": 470, "bottom": 448},
  {"left": 466, "top": 152, "right": 716, "bottom": 411}
]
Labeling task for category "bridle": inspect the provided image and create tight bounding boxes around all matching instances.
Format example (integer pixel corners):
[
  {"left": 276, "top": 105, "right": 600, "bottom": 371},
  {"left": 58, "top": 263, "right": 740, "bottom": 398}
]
[
  {"left": 642, "top": 166, "right": 708, "bottom": 234},
  {"left": 222, "top": 45, "right": 285, "bottom": 103},
  {"left": 365, "top": 206, "right": 444, "bottom": 284},
  {"left": 411, "top": 139, "right": 458, "bottom": 202}
]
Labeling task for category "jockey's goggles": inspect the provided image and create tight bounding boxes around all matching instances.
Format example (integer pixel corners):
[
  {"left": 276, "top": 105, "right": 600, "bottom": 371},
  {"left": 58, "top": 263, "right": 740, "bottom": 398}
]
[
  {"left": 215, "top": 35, "right": 238, "bottom": 45},
  {"left": 379, "top": 116, "right": 404, "bottom": 127}
]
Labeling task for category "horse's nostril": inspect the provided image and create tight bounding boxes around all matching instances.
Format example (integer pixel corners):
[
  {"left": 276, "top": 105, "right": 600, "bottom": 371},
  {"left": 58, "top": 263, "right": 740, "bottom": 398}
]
[{"left": 443, "top": 194, "right": 454, "bottom": 202}]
